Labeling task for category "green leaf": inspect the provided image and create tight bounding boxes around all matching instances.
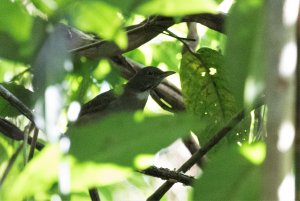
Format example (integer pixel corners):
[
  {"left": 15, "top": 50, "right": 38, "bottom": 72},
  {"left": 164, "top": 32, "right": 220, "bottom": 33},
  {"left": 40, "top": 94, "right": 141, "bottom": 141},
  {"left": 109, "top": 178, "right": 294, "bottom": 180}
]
[
  {"left": 193, "top": 147, "right": 263, "bottom": 200},
  {"left": 0, "top": 83, "right": 34, "bottom": 118},
  {"left": 2, "top": 145, "right": 61, "bottom": 201},
  {"left": 71, "top": 160, "right": 132, "bottom": 190},
  {"left": 95, "top": 0, "right": 148, "bottom": 15},
  {"left": 0, "top": 136, "right": 13, "bottom": 164},
  {"left": 124, "top": 49, "right": 146, "bottom": 66},
  {"left": 224, "top": 0, "right": 264, "bottom": 108},
  {"left": 68, "top": 112, "right": 204, "bottom": 166},
  {"left": 69, "top": 1, "right": 127, "bottom": 49},
  {"left": 136, "top": 0, "right": 217, "bottom": 16},
  {"left": 31, "top": 0, "right": 72, "bottom": 17},
  {"left": 180, "top": 48, "right": 242, "bottom": 142},
  {"left": 151, "top": 41, "right": 182, "bottom": 70},
  {"left": 0, "top": 0, "right": 32, "bottom": 42}
]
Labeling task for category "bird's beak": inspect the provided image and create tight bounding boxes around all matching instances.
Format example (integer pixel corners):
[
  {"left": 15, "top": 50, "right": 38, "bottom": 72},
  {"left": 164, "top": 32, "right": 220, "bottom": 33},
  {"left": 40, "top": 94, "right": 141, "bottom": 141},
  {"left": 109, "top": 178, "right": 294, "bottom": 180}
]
[{"left": 161, "top": 71, "right": 176, "bottom": 79}]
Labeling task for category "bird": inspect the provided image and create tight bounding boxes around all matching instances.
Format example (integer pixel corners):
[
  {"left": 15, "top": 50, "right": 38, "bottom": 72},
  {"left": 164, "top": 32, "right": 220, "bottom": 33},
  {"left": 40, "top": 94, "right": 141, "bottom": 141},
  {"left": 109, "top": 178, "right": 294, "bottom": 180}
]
[
  {"left": 74, "top": 66, "right": 175, "bottom": 201},
  {"left": 75, "top": 66, "right": 175, "bottom": 125}
]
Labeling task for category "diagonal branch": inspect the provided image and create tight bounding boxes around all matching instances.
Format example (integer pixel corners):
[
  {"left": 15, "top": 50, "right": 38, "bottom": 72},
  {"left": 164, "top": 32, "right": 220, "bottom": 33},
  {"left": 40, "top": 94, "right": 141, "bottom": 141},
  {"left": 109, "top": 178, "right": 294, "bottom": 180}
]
[
  {"left": 0, "top": 84, "right": 34, "bottom": 122},
  {"left": 0, "top": 143, "right": 24, "bottom": 187},
  {"left": 147, "top": 98, "right": 265, "bottom": 201}
]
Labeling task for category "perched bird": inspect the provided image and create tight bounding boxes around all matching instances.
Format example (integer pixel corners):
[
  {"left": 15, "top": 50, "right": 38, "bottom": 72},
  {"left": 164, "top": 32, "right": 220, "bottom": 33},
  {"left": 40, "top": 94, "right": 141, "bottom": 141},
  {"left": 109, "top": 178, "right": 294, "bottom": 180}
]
[
  {"left": 76, "top": 66, "right": 175, "bottom": 124},
  {"left": 75, "top": 66, "right": 175, "bottom": 201}
]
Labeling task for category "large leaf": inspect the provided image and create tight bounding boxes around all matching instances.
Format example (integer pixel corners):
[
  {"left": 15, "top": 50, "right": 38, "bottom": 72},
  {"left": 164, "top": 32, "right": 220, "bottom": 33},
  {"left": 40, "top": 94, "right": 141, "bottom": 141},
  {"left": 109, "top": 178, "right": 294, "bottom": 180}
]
[
  {"left": 0, "top": 1, "right": 32, "bottom": 42},
  {"left": 68, "top": 112, "right": 204, "bottom": 166},
  {"left": 0, "top": 82, "right": 34, "bottom": 118},
  {"left": 224, "top": 0, "right": 264, "bottom": 108},
  {"left": 70, "top": 161, "right": 132, "bottom": 191},
  {"left": 180, "top": 48, "right": 245, "bottom": 142},
  {"left": 136, "top": 0, "right": 217, "bottom": 16},
  {"left": 151, "top": 41, "right": 182, "bottom": 70},
  {"left": 193, "top": 145, "right": 264, "bottom": 200},
  {"left": 1, "top": 145, "right": 61, "bottom": 201}
]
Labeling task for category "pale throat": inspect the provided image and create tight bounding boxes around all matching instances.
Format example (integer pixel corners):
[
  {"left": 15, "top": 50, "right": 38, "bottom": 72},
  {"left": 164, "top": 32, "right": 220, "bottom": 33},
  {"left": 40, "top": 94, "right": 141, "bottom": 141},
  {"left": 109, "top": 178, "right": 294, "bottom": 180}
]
[{"left": 136, "top": 90, "right": 150, "bottom": 100}]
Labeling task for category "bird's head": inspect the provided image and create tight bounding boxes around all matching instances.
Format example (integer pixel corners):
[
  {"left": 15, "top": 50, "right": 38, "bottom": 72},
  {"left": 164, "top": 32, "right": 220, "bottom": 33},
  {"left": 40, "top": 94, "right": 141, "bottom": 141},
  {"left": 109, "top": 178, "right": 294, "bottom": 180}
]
[{"left": 126, "top": 67, "right": 175, "bottom": 92}]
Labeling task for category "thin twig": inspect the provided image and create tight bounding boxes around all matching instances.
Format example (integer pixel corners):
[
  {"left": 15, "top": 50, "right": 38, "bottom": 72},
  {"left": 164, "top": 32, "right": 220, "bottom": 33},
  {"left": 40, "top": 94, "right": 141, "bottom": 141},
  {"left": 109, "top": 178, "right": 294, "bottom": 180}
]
[
  {"left": 0, "top": 142, "right": 24, "bottom": 187},
  {"left": 28, "top": 127, "right": 39, "bottom": 161},
  {"left": 69, "top": 40, "right": 106, "bottom": 53},
  {"left": 147, "top": 98, "right": 265, "bottom": 200},
  {"left": 163, "top": 29, "right": 198, "bottom": 57},
  {"left": 181, "top": 135, "right": 205, "bottom": 168},
  {"left": 138, "top": 166, "right": 195, "bottom": 186}
]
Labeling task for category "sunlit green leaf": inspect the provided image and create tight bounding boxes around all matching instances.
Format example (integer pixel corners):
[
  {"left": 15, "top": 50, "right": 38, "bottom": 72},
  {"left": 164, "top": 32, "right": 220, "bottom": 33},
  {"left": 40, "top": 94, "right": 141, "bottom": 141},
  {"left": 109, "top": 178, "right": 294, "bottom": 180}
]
[
  {"left": 137, "top": 0, "right": 217, "bottom": 16},
  {"left": 151, "top": 41, "right": 182, "bottom": 70},
  {"left": 0, "top": 136, "right": 13, "bottom": 165},
  {"left": 71, "top": 160, "right": 132, "bottom": 190},
  {"left": 2, "top": 145, "right": 61, "bottom": 201},
  {"left": 31, "top": 0, "right": 72, "bottom": 16},
  {"left": 0, "top": 1, "right": 32, "bottom": 42},
  {"left": 124, "top": 49, "right": 146, "bottom": 66},
  {"left": 69, "top": 1, "right": 127, "bottom": 49},
  {"left": 193, "top": 147, "right": 262, "bottom": 200},
  {"left": 0, "top": 83, "right": 34, "bottom": 118},
  {"left": 68, "top": 112, "right": 204, "bottom": 166},
  {"left": 224, "top": 0, "right": 264, "bottom": 108}
]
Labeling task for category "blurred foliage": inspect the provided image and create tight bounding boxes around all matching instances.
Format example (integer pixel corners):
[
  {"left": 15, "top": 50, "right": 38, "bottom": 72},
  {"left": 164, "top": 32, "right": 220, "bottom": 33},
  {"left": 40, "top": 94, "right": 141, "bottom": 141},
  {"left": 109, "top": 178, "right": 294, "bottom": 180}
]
[
  {"left": 136, "top": 0, "right": 217, "bottom": 16},
  {"left": 224, "top": 0, "right": 264, "bottom": 109},
  {"left": 193, "top": 145, "right": 263, "bottom": 200},
  {"left": 69, "top": 112, "right": 205, "bottom": 165},
  {"left": 0, "top": 0, "right": 267, "bottom": 200}
]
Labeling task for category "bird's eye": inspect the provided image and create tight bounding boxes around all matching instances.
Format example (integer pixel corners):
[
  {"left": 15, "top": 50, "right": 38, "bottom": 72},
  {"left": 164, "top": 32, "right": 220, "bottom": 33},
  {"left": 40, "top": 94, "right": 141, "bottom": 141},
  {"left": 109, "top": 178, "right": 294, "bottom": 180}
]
[{"left": 147, "top": 71, "right": 154, "bottom": 75}]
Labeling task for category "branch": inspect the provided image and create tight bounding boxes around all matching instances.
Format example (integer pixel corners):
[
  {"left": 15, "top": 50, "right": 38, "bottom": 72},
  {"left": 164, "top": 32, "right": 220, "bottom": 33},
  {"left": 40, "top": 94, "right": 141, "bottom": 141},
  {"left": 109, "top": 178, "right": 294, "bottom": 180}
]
[
  {"left": 0, "top": 84, "right": 34, "bottom": 122},
  {"left": 182, "top": 13, "right": 226, "bottom": 33},
  {"left": 0, "top": 118, "right": 44, "bottom": 150},
  {"left": 60, "top": 13, "right": 226, "bottom": 60},
  {"left": 138, "top": 166, "right": 195, "bottom": 186},
  {"left": 147, "top": 98, "right": 265, "bottom": 201},
  {"left": 28, "top": 127, "right": 40, "bottom": 160},
  {"left": 89, "top": 188, "right": 101, "bottom": 201}
]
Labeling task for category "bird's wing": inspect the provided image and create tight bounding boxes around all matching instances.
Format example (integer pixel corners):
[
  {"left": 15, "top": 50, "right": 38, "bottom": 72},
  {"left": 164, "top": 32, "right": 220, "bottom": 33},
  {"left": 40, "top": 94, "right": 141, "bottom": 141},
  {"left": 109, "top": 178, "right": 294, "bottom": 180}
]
[{"left": 78, "top": 90, "right": 117, "bottom": 118}]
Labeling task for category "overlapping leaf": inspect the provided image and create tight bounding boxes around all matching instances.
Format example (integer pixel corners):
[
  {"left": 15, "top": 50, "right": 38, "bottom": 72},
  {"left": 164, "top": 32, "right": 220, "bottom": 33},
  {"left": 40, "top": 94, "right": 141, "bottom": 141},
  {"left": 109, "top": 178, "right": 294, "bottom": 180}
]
[
  {"left": 193, "top": 146, "right": 263, "bottom": 200},
  {"left": 69, "top": 112, "right": 204, "bottom": 166},
  {"left": 180, "top": 48, "right": 249, "bottom": 142}
]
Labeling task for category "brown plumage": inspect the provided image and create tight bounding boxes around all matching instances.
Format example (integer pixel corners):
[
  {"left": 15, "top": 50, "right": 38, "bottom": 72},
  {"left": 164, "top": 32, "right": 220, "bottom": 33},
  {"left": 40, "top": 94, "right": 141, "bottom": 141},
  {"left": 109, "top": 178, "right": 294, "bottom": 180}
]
[{"left": 76, "top": 67, "right": 175, "bottom": 124}]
